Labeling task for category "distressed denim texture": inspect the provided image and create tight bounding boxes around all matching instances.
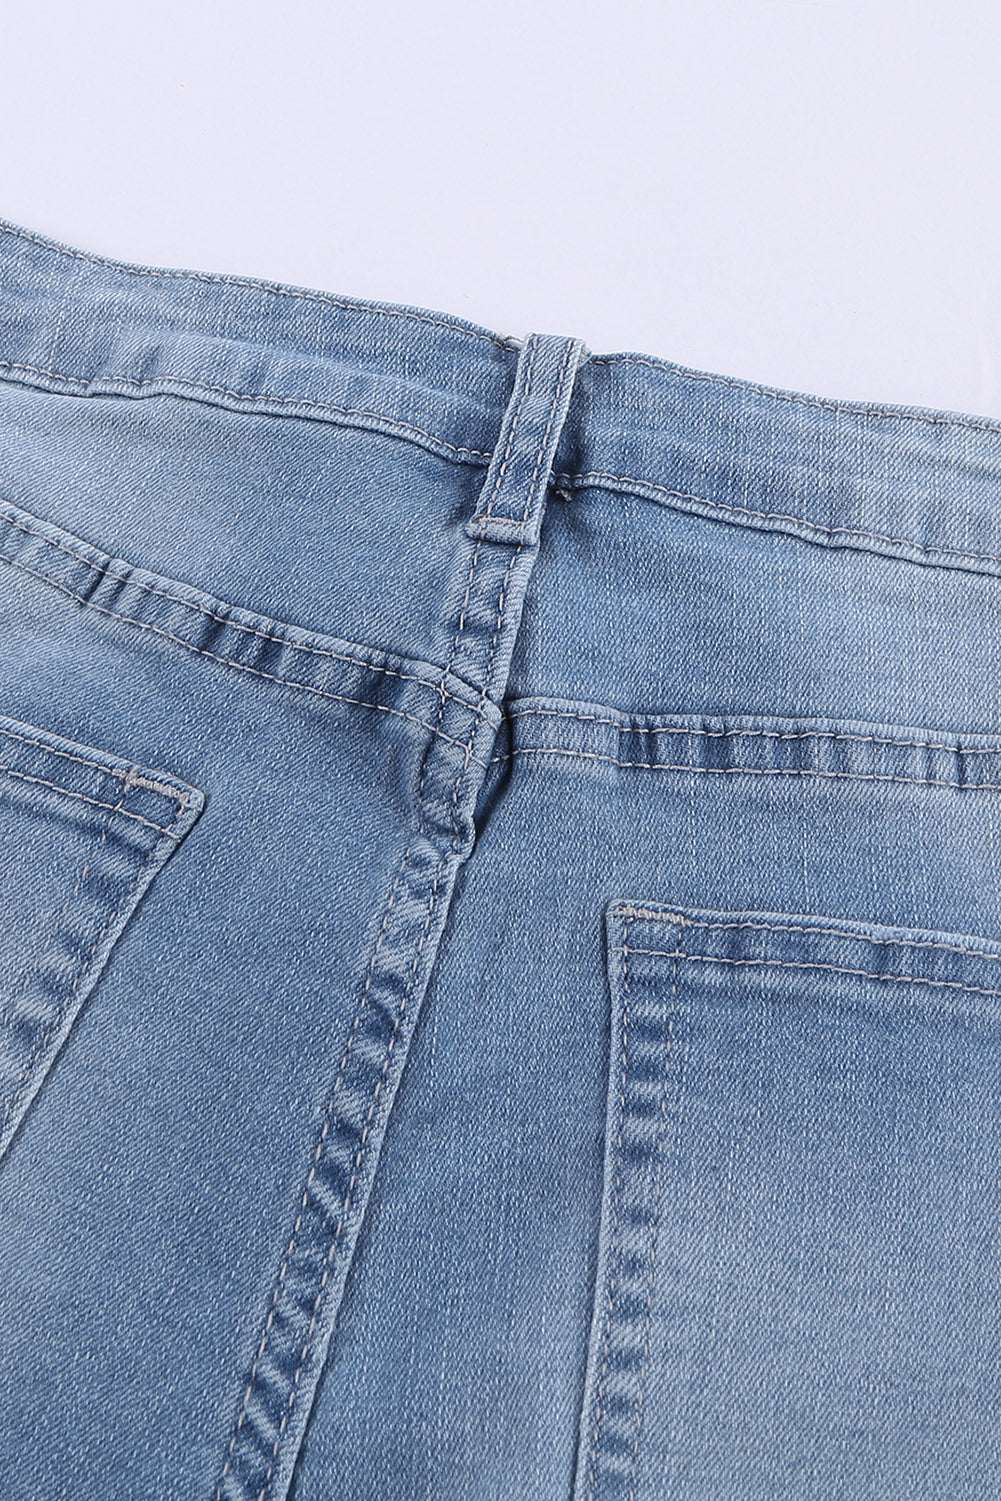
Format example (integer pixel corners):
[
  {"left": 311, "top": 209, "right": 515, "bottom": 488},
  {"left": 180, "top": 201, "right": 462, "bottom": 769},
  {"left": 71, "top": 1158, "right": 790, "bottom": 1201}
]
[{"left": 2, "top": 214, "right": 1001, "bottom": 1501}]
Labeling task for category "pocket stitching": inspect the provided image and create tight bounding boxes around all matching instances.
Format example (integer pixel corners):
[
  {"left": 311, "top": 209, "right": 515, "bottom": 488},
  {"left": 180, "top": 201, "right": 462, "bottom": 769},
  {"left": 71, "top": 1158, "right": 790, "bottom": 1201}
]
[
  {"left": 0, "top": 716, "right": 204, "bottom": 1161},
  {"left": 0, "top": 498, "right": 478, "bottom": 706},
  {"left": 613, "top": 905, "right": 1001, "bottom": 1002},
  {"left": 0, "top": 762, "right": 187, "bottom": 833},
  {"left": 582, "top": 909, "right": 683, "bottom": 1501},
  {"left": 0, "top": 719, "right": 189, "bottom": 802},
  {"left": 623, "top": 945, "right": 1001, "bottom": 1002},
  {"left": 614, "top": 908, "right": 1001, "bottom": 963},
  {"left": 0, "top": 786, "right": 131, "bottom": 1128}
]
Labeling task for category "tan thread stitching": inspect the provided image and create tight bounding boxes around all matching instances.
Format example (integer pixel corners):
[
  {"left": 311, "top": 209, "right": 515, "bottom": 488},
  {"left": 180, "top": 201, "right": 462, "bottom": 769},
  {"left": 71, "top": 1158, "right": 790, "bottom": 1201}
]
[
  {"left": 417, "top": 539, "right": 483, "bottom": 837},
  {"left": 613, "top": 912, "right": 1001, "bottom": 962},
  {"left": 253, "top": 855, "right": 449, "bottom": 1501},
  {"left": 503, "top": 707, "right": 1001, "bottom": 755},
  {"left": 520, "top": 338, "right": 578, "bottom": 524},
  {"left": 214, "top": 335, "right": 575, "bottom": 1499},
  {"left": 618, "top": 945, "right": 1001, "bottom": 1001},
  {"left": 0, "top": 550, "right": 491, "bottom": 770},
  {"left": 552, "top": 468, "right": 1001, "bottom": 569},
  {"left": 449, "top": 544, "right": 525, "bottom": 840},
  {"left": 625, "top": 919, "right": 676, "bottom": 1501},
  {"left": 0, "top": 720, "right": 187, "bottom": 804},
  {"left": 0, "top": 361, "right": 494, "bottom": 461},
  {"left": 2, "top": 776, "right": 136, "bottom": 1129},
  {"left": 489, "top": 746, "right": 1001, "bottom": 787},
  {"left": 10, "top": 212, "right": 1001, "bottom": 435},
  {"left": 0, "top": 504, "right": 481, "bottom": 709},
  {"left": 0, "top": 221, "right": 516, "bottom": 351},
  {"left": 480, "top": 336, "right": 537, "bottom": 521},
  {"left": 212, "top": 835, "right": 428, "bottom": 1498},
  {"left": 587, "top": 353, "right": 1001, "bottom": 439},
  {"left": 0, "top": 842, "right": 102, "bottom": 1032},
  {"left": 451, "top": 342, "right": 578, "bottom": 825},
  {"left": 0, "top": 760, "right": 183, "bottom": 833},
  {"left": 584, "top": 910, "right": 634, "bottom": 1501}
]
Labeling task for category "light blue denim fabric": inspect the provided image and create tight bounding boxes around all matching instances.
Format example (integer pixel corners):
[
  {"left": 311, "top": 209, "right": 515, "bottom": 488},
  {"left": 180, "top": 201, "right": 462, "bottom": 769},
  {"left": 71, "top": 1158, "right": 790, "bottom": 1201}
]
[{"left": 2, "top": 215, "right": 1001, "bottom": 1501}]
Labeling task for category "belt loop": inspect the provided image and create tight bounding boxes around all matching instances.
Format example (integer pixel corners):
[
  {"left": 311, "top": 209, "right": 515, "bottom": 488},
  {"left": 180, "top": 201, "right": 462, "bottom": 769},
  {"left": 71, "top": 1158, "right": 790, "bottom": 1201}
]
[{"left": 465, "top": 331, "right": 588, "bottom": 547}]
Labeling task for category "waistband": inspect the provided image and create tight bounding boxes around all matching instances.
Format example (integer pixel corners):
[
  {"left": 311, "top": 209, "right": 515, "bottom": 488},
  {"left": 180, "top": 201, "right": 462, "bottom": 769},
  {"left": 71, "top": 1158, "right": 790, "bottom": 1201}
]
[{"left": 2, "top": 213, "right": 1001, "bottom": 581}]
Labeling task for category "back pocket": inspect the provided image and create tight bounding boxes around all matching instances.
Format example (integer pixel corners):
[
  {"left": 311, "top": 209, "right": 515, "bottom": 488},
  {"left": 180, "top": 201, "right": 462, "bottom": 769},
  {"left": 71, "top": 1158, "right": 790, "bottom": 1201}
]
[
  {"left": 0, "top": 711, "right": 203, "bottom": 1162},
  {"left": 574, "top": 897, "right": 1001, "bottom": 1501}
]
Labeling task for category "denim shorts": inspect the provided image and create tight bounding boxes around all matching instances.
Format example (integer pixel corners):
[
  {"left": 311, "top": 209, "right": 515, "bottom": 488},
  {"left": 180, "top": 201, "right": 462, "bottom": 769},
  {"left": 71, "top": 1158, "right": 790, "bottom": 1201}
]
[{"left": 2, "top": 214, "right": 1001, "bottom": 1501}]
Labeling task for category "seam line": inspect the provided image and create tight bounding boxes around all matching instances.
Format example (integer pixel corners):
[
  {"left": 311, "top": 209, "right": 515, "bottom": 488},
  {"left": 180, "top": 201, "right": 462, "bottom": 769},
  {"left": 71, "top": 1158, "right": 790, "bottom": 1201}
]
[
  {"left": 587, "top": 354, "right": 1001, "bottom": 438},
  {"left": 502, "top": 709, "right": 1001, "bottom": 754},
  {"left": 211, "top": 832, "right": 429, "bottom": 1499},
  {"left": 0, "top": 362, "right": 494, "bottom": 461},
  {"left": 553, "top": 468, "right": 1001, "bottom": 570},
  {"left": 253, "top": 854, "right": 448, "bottom": 1501},
  {"left": 0, "top": 549, "right": 490, "bottom": 768},
  {"left": 614, "top": 913, "right": 1001, "bottom": 960},
  {"left": 0, "top": 761, "right": 183, "bottom": 832},
  {"left": 0, "top": 784, "right": 132, "bottom": 1130},
  {"left": 522, "top": 338, "right": 578, "bottom": 524},
  {"left": 583, "top": 911, "right": 633, "bottom": 1501},
  {"left": 0, "top": 505, "right": 480, "bottom": 709},
  {"left": 10, "top": 213, "right": 1001, "bottom": 433},
  {"left": 0, "top": 721, "right": 186, "bottom": 802},
  {"left": 489, "top": 746, "right": 1001, "bottom": 786},
  {"left": 0, "top": 221, "right": 516, "bottom": 350},
  {"left": 624, "top": 915, "right": 675, "bottom": 1501},
  {"left": 618, "top": 945, "right": 1001, "bottom": 1001},
  {"left": 481, "top": 336, "right": 536, "bottom": 521}
]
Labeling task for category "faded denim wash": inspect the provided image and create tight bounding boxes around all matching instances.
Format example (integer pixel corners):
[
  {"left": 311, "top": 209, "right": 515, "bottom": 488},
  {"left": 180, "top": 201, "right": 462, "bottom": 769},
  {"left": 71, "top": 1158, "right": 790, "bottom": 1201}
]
[{"left": 2, "top": 214, "right": 1001, "bottom": 1501}]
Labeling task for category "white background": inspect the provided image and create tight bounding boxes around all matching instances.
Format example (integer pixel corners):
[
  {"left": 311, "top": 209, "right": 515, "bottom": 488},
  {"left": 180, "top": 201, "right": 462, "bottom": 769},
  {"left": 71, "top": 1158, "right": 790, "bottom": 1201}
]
[{"left": 2, "top": 0, "right": 1001, "bottom": 419}]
